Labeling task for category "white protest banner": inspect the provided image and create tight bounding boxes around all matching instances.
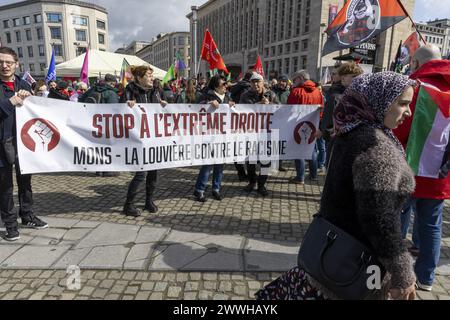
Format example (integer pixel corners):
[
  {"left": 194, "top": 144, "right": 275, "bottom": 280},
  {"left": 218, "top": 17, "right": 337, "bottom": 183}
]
[{"left": 16, "top": 97, "right": 320, "bottom": 174}]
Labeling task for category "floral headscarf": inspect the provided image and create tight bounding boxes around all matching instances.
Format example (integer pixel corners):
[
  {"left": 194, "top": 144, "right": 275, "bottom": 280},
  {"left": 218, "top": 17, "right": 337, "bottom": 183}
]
[{"left": 334, "top": 71, "right": 416, "bottom": 153}]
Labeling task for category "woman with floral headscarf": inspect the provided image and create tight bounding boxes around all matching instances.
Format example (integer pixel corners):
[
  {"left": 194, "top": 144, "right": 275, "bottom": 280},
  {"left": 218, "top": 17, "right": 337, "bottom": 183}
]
[{"left": 256, "top": 72, "right": 417, "bottom": 300}]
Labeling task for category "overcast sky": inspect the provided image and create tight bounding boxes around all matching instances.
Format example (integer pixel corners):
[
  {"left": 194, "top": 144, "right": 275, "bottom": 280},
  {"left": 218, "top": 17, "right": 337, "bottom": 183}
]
[{"left": 0, "top": 0, "right": 448, "bottom": 51}]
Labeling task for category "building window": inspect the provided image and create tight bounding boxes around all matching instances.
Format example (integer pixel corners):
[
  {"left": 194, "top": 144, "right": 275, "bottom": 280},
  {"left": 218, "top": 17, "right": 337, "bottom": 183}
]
[
  {"left": 286, "top": 43, "right": 291, "bottom": 54},
  {"left": 23, "top": 16, "right": 31, "bottom": 25},
  {"left": 19, "top": 63, "right": 24, "bottom": 73},
  {"left": 54, "top": 45, "right": 63, "bottom": 57},
  {"left": 278, "top": 45, "right": 283, "bottom": 55},
  {"left": 5, "top": 32, "right": 11, "bottom": 44},
  {"left": 17, "top": 47, "right": 23, "bottom": 58},
  {"left": 36, "top": 28, "right": 43, "bottom": 40},
  {"left": 302, "top": 39, "right": 308, "bottom": 51},
  {"left": 26, "top": 29, "right": 32, "bottom": 41},
  {"left": 76, "top": 47, "right": 87, "bottom": 56},
  {"left": 98, "top": 33, "right": 105, "bottom": 44},
  {"left": 38, "top": 45, "right": 45, "bottom": 57},
  {"left": 75, "top": 30, "right": 87, "bottom": 42},
  {"left": 13, "top": 18, "right": 20, "bottom": 27},
  {"left": 16, "top": 31, "right": 21, "bottom": 42},
  {"left": 40, "top": 63, "right": 46, "bottom": 72},
  {"left": 73, "top": 16, "right": 88, "bottom": 26},
  {"left": 96, "top": 20, "right": 106, "bottom": 30},
  {"left": 34, "top": 14, "right": 42, "bottom": 23},
  {"left": 50, "top": 27, "right": 61, "bottom": 39},
  {"left": 27, "top": 46, "right": 33, "bottom": 58},
  {"left": 179, "top": 37, "right": 185, "bottom": 46},
  {"left": 3, "top": 20, "right": 9, "bottom": 28},
  {"left": 29, "top": 64, "right": 35, "bottom": 72},
  {"left": 293, "top": 56, "right": 299, "bottom": 71},
  {"left": 301, "top": 55, "right": 307, "bottom": 69},
  {"left": 47, "top": 13, "right": 62, "bottom": 23},
  {"left": 285, "top": 58, "right": 290, "bottom": 74}
]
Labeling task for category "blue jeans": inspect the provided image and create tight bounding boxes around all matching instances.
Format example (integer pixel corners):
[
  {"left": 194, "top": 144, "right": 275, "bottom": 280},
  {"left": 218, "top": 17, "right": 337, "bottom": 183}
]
[
  {"left": 403, "top": 198, "right": 444, "bottom": 286},
  {"left": 317, "top": 138, "right": 326, "bottom": 168},
  {"left": 295, "top": 145, "right": 318, "bottom": 181},
  {"left": 400, "top": 197, "right": 419, "bottom": 248},
  {"left": 195, "top": 165, "right": 224, "bottom": 193}
]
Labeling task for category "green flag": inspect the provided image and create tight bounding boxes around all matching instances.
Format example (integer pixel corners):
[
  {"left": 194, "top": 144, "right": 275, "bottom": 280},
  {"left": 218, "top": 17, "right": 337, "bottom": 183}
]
[{"left": 163, "top": 64, "right": 176, "bottom": 84}]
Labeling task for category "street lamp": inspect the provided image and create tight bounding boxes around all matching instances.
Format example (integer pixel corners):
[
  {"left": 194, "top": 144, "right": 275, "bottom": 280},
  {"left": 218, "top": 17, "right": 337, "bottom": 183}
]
[{"left": 319, "top": 23, "right": 327, "bottom": 83}]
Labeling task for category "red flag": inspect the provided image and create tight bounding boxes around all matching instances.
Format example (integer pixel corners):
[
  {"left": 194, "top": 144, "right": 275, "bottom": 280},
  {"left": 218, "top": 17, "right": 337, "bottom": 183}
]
[
  {"left": 323, "top": 0, "right": 408, "bottom": 56},
  {"left": 201, "top": 29, "right": 229, "bottom": 74},
  {"left": 400, "top": 32, "right": 421, "bottom": 66},
  {"left": 253, "top": 55, "right": 265, "bottom": 79}
]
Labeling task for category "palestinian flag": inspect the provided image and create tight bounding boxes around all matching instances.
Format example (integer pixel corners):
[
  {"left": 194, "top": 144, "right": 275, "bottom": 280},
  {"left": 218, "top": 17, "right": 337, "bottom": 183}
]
[
  {"left": 322, "top": 0, "right": 408, "bottom": 56},
  {"left": 406, "top": 83, "right": 450, "bottom": 178}
]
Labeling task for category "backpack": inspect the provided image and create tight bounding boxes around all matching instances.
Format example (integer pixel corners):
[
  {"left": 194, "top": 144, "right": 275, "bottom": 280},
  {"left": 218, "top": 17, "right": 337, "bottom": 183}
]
[{"left": 79, "top": 88, "right": 104, "bottom": 104}]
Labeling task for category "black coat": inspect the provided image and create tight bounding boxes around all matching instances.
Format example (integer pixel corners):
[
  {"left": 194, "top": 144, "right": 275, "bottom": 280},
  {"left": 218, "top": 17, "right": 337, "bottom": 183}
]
[
  {"left": 48, "top": 88, "right": 71, "bottom": 101},
  {"left": 230, "top": 80, "right": 251, "bottom": 103},
  {"left": 199, "top": 90, "right": 232, "bottom": 104},
  {"left": 239, "top": 89, "right": 280, "bottom": 104},
  {"left": 120, "top": 81, "right": 164, "bottom": 104},
  {"left": 317, "top": 125, "right": 416, "bottom": 294},
  {"left": 0, "top": 76, "right": 32, "bottom": 167}
]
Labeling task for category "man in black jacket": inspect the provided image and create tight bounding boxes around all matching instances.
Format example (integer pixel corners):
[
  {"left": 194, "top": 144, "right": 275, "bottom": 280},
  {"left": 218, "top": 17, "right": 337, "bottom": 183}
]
[
  {"left": 0, "top": 47, "right": 48, "bottom": 241},
  {"left": 239, "top": 72, "right": 280, "bottom": 197}
]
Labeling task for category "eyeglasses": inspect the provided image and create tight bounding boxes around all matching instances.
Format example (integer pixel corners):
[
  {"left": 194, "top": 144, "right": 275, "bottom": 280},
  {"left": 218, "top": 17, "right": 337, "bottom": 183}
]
[{"left": 0, "top": 60, "right": 16, "bottom": 67}]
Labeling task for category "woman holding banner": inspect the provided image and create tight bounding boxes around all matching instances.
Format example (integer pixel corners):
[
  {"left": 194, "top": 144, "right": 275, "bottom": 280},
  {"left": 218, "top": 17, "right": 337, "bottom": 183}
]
[
  {"left": 194, "top": 75, "right": 235, "bottom": 202},
  {"left": 121, "top": 65, "right": 168, "bottom": 217}
]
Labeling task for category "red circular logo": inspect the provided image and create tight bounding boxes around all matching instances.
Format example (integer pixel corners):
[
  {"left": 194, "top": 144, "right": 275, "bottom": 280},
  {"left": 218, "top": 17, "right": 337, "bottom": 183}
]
[
  {"left": 294, "top": 121, "right": 317, "bottom": 145},
  {"left": 21, "top": 119, "right": 60, "bottom": 152}
]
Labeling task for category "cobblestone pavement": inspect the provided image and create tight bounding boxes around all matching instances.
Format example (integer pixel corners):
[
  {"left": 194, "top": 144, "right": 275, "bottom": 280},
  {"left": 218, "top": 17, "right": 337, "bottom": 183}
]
[{"left": 0, "top": 164, "right": 449, "bottom": 300}]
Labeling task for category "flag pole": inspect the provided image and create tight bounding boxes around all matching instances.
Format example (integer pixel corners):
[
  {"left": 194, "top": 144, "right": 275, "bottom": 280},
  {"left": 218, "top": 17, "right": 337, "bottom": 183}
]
[
  {"left": 397, "top": 0, "right": 427, "bottom": 44},
  {"left": 196, "top": 54, "right": 202, "bottom": 79}
]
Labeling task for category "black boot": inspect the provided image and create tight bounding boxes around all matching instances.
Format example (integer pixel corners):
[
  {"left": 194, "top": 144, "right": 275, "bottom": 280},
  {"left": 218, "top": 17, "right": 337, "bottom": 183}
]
[
  {"left": 144, "top": 199, "right": 158, "bottom": 213},
  {"left": 123, "top": 204, "right": 141, "bottom": 217}
]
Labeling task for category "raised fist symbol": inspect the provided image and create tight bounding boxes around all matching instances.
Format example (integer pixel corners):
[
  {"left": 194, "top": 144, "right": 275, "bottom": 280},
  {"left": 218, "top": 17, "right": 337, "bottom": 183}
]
[
  {"left": 294, "top": 122, "right": 316, "bottom": 145},
  {"left": 21, "top": 119, "right": 60, "bottom": 152},
  {"left": 28, "top": 121, "right": 54, "bottom": 151}
]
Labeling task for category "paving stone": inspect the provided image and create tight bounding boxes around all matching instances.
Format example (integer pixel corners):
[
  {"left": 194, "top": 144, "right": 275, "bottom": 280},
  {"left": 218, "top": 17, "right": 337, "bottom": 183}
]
[
  {"left": 75, "top": 223, "right": 140, "bottom": 249},
  {"left": 0, "top": 246, "right": 20, "bottom": 264},
  {"left": 154, "top": 281, "right": 168, "bottom": 292},
  {"left": 149, "top": 243, "right": 207, "bottom": 271},
  {"left": 149, "top": 292, "right": 163, "bottom": 300},
  {"left": 63, "top": 229, "right": 91, "bottom": 241},
  {"left": 40, "top": 217, "right": 80, "bottom": 228},
  {"left": 244, "top": 239, "right": 299, "bottom": 271},
  {"left": 1, "top": 246, "right": 71, "bottom": 269},
  {"left": 92, "top": 289, "right": 108, "bottom": 299},
  {"left": 53, "top": 248, "right": 91, "bottom": 269},
  {"left": 136, "top": 291, "right": 151, "bottom": 300},
  {"left": 167, "top": 286, "right": 182, "bottom": 298},
  {"left": 72, "top": 221, "right": 101, "bottom": 229},
  {"left": 141, "top": 282, "right": 155, "bottom": 291},
  {"left": 135, "top": 226, "right": 169, "bottom": 244},
  {"left": 183, "top": 292, "right": 198, "bottom": 300},
  {"left": 124, "top": 244, "right": 154, "bottom": 270},
  {"left": 79, "top": 246, "right": 129, "bottom": 269}
]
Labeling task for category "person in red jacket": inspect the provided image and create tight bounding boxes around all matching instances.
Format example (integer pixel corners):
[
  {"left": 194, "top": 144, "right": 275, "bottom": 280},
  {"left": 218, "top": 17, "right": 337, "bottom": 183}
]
[
  {"left": 394, "top": 44, "right": 450, "bottom": 292},
  {"left": 287, "top": 70, "right": 324, "bottom": 184}
]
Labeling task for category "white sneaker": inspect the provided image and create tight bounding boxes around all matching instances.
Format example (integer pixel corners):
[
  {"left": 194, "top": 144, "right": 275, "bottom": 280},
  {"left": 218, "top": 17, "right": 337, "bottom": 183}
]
[{"left": 416, "top": 281, "right": 433, "bottom": 292}]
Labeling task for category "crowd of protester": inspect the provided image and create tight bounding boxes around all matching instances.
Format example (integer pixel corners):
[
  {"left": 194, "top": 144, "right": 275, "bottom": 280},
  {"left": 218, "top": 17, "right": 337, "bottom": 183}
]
[{"left": 1, "top": 44, "right": 449, "bottom": 300}]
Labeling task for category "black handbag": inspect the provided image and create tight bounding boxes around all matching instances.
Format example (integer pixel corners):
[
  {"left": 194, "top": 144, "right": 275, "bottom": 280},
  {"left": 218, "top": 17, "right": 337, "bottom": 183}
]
[
  {"left": 298, "top": 214, "right": 385, "bottom": 300},
  {"left": 297, "top": 145, "right": 385, "bottom": 300}
]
